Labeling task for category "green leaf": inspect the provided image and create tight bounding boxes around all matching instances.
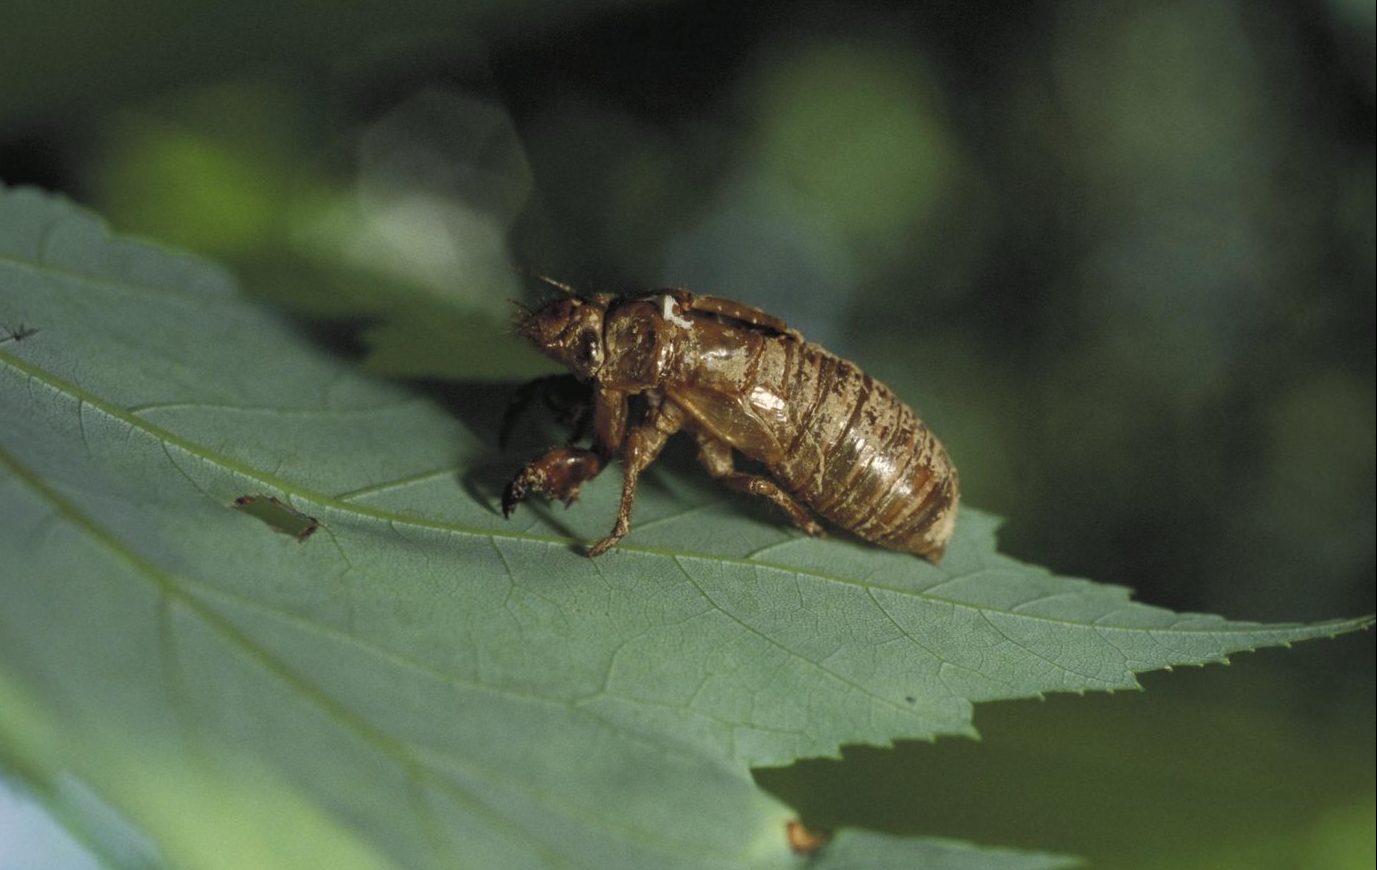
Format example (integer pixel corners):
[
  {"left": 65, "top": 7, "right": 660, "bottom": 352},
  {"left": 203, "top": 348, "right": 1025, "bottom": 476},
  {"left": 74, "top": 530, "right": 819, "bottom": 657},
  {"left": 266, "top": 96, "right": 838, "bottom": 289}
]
[
  {"left": 812, "top": 831, "right": 1075, "bottom": 870},
  {"left": 0, "top": 184, "right": 1365, "bottom": 868}
]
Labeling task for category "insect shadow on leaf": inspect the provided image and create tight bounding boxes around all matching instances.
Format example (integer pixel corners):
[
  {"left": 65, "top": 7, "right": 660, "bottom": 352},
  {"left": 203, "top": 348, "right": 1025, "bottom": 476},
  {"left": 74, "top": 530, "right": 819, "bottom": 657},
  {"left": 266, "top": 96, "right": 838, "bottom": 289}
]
[
  {"left": 499, "top": 373, "right": 594, "bottom": 449},
  {"left": 0, "top": 322, "right": 38, "bottom": 343},
  {"left": 400, "top": 378, "right": 592, "bottom": 533}
]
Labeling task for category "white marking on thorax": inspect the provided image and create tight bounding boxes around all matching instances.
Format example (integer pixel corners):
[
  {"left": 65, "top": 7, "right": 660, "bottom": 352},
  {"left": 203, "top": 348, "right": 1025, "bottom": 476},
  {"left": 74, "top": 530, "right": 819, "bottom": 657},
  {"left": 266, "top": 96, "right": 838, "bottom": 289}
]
[{"left": 659, "top": 294, "right": 694, "bottom": 328}]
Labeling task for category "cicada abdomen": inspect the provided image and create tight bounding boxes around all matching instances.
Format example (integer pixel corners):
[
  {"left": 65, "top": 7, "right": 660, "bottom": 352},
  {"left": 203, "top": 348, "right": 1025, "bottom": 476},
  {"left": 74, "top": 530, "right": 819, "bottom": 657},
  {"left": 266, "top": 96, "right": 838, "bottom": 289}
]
[
  {"left": 665, "top": 318, "right": 958, "bottom": 560},
  {"left": 773, "top": 344, "right": 958, "bottom": 560}
]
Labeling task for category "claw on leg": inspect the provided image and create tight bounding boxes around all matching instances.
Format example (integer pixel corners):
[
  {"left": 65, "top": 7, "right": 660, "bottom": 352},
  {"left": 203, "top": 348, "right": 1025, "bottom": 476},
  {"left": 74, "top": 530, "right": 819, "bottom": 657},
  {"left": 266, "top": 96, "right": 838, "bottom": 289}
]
[
  {"left": 585, "top": 524, "right": 627, "bottom": 557},
  {"left": 502, "top": 447, "right": 605, "bottom": 517}
]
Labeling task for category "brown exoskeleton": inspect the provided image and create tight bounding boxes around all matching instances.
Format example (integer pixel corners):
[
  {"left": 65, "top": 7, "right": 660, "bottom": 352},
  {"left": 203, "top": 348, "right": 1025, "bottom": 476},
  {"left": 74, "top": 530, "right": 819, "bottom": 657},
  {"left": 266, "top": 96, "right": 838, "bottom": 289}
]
[{"left": 502, "top": 283, "right": 959, "bottom": 560}]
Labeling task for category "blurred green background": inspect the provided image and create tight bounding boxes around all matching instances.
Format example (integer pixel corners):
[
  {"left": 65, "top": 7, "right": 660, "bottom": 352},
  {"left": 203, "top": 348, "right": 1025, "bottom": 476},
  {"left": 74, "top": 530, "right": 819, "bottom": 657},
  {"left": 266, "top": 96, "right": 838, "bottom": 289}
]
[{"left": 2, "top": 0, "right": 1372, "bottom": 866}]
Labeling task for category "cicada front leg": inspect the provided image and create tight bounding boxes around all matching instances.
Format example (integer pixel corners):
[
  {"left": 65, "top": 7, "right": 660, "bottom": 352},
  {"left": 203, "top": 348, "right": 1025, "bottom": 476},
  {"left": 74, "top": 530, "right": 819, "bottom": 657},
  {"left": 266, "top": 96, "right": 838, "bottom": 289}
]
[
  {"left": 502, "top": 447, "right": 607, "bottom": 516},
  {"left": 503, "top": 386, "right": 626, "bottom": 517},
  {"left": 585, "top": 400, "right": 687, "bottom": 556}
]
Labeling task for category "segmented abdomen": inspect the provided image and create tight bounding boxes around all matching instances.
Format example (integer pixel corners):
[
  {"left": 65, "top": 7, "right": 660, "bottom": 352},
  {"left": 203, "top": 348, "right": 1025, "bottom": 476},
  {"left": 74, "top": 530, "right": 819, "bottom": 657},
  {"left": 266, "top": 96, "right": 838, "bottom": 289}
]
[{"left": 771, "top": 341, "right": 959, "bottom": 560}]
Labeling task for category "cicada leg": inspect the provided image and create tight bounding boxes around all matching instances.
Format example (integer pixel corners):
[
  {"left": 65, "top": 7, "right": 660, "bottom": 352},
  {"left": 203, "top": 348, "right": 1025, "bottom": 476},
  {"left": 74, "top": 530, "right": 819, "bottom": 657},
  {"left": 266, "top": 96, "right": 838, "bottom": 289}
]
[
  {"left": 585, "top": 400, "right": 687, "bottom": 556},
  {"left": 693, "top": 434, "right": 824, "bottom": 537},
  {"left": 503, "top": 386, "right": 626, "bottom": 519},
  {"left": 502, "top": 447, "right": 605, "bottom": 516}
]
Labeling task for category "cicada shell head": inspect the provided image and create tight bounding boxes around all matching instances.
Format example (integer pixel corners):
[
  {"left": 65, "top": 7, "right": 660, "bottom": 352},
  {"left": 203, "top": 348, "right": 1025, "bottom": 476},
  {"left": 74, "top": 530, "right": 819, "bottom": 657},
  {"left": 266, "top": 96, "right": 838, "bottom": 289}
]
[{"left": 515, "top": 295, "right": 608, "bottom": 380}]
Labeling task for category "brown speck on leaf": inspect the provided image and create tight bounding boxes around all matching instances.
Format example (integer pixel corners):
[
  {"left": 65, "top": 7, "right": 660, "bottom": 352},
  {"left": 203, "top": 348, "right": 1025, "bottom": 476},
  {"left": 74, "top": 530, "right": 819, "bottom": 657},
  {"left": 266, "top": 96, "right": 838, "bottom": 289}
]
[
  {"left": 295, "top": 516, "right": 321, "bottom": 542},
  {"left": 786, "top": 819, "right": 828, "bottom": 856}
]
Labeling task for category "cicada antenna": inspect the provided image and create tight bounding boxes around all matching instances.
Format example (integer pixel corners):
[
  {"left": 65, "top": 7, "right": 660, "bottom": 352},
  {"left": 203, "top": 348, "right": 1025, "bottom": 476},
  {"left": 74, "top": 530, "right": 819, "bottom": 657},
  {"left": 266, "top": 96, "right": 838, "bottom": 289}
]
[
  {"left": 511, "top": 265, "right": 579, "bottom": 297},
  {"left": 533, "top": 273, "right": 578, "bottom": 296}
]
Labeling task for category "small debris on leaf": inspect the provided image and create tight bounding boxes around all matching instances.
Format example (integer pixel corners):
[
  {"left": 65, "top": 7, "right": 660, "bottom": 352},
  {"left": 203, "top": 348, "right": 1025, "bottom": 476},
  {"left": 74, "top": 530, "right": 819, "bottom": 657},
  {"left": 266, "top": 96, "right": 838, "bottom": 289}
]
[
  {"left": 786, "top": 819, "right": 829, "bottom": 856},
  {"left": 232, "top": 494, "right": 320, "bottom": 542}
]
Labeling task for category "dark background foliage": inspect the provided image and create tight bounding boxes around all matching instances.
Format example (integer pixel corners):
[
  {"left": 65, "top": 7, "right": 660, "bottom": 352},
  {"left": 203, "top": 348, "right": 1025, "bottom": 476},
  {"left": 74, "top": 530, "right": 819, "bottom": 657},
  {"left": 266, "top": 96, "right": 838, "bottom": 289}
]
[{"left": 2, "top": 1, "right": 1372, "bottom": 866}]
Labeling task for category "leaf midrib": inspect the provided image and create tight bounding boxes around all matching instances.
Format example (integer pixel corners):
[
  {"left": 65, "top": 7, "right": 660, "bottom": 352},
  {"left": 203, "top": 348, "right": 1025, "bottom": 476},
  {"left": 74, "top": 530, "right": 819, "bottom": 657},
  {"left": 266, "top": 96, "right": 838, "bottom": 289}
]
[{"left": 3, "top": 344, "right": 1362, "bottom": 641}]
